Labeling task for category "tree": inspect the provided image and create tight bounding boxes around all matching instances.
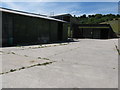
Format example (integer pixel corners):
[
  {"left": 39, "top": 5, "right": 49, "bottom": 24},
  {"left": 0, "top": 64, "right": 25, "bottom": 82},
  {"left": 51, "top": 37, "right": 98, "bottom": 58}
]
[
  {"left": 80, "top": 14, "right": 86, "bottom": 18},
  {"left": 95, "top": 14, "right": 102, "bottom": 19}
]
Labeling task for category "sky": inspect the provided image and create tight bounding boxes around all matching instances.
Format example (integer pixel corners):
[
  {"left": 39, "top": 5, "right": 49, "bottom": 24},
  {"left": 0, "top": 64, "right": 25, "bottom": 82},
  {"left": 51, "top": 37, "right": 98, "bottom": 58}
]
[{"left": 0, "top": 1, "right": 119, "bottom": 16}]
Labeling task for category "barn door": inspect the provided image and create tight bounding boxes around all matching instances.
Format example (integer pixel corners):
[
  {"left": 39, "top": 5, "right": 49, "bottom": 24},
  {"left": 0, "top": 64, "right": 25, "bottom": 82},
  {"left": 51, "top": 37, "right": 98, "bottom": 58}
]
[
  {"left": 58, "top": 22, "right": 63, "bottom": 41},
  {"left": 93, "top": 29, "right": 101, "bottom": 39},
  {"left": 2, "top": 13, "right": 13, "bottom": 46},
  {"left": 83, "top": 28, "right": 93, "bottom": 38},
  {"left": 100, "top": 29, "right": 109, "bottom": 39}
]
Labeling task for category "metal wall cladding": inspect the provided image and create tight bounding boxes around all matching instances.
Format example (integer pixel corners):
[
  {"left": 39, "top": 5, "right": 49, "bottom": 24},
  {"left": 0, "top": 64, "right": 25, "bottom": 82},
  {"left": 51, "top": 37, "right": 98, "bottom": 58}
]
[
  {"left": 92, "top": 29, "right": 101, "bottom": 39},
  {"left": 76, "top": 28, "right": 107, "bottom": 39},
  {"left": 72, "top": 24, "right": 116, "bottom": 39},
  {"left": 49, "top": 21, "right": 58, "bottom": 42},
  {"left": 13, "top": 14, "right": 51, "bottom": 44},
  {"left": 2, "top": 13, "right": 13, "bottom": 46},
  {"left": 2, "top": 12, "right": 68, "bottom": 46},
  {"left": 62, "top": 23, "right": 68, "bottom": 41},
  {"left": 82, "top": 28, "right": 93, "bottom": 38},
  {"left": 82, "top": 28, "right": 101, "bottom": 39}
]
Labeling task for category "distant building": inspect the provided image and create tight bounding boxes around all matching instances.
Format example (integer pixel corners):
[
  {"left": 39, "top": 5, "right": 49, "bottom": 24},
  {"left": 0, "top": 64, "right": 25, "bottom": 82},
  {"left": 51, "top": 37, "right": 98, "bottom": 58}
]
[
  {"left": 51, "top": 14, "right": 79, "bottom": 38},
  {"left": 51, "top": 14, "right": 79, "bottom": 24},
  {"left": 72, "top": 24, "right": 117, "bottom": 39},
  {"left": 0, "top": 7, "right": 68, "bottom": 46},
  {"left": 51, "top": 14, "right": 117, "bottom": 39}
]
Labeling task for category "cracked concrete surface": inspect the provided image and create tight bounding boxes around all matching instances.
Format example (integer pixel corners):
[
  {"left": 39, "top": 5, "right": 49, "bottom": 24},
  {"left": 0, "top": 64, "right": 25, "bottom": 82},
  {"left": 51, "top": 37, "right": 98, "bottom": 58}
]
[{"left": 0, "top": 39, "right": 118, "bottom": 88}]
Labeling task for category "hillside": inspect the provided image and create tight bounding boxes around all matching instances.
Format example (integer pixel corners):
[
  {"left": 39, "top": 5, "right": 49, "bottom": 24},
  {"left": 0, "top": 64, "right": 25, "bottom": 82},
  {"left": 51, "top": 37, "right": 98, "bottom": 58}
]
[
  {"left": 100, "top": 19, "right": 120, "bottom": 34},
  {"left": 73, "top": 14, "right": 120, "bottom": 35},
  {"left": 74, "top": 14, "right": 120, "bottom": 24}
]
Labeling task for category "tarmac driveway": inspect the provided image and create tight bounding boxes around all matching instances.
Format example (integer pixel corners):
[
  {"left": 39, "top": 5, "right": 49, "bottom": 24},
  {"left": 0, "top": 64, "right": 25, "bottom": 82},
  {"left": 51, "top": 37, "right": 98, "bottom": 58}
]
[{"left": 0, "top": 39, "right": 118, "bottom": 88}]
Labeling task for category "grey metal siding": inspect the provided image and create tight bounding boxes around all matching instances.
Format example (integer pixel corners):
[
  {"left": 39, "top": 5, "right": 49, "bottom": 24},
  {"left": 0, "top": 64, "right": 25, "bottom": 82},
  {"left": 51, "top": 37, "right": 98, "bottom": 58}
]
[
  {"left": 2, "top": 12, "right": 13, "bottom": 46},
  {"left": 2, "top": 11, "right": 68, "bottom": 46},
  {"left": 50, "top": 21, "right": 58, "bottom": 42},
  {"left": 63, "top": 23, "right": 68, "bottom": 41}
]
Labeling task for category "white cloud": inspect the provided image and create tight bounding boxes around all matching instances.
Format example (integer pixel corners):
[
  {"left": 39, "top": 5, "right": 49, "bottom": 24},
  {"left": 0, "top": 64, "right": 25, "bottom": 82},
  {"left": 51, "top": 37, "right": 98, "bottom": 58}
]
[
  {"left": 1, "top": 2, "right": 47, "bottom": 15},
  {"left": 2, "top": 2, "right": 24, "bottom": 10},
  {"left": 1, "top": 2, "right": 118, "bottom": 16}
]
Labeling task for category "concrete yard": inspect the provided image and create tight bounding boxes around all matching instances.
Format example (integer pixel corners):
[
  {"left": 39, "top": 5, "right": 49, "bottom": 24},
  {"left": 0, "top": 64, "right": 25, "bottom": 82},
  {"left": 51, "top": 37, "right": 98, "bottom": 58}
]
[{"left": 0, "top": 39, "right": 118, "bottom": 88}]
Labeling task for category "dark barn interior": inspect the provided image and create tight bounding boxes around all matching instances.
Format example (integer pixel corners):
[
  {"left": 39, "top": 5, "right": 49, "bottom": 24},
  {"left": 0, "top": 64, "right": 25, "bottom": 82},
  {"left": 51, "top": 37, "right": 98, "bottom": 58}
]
[
  {"left": 72, "top": 24, "right": 116, "bottom": 39},
  {"left": 1, "top": 8, "right": 68, "bottom": 46}
]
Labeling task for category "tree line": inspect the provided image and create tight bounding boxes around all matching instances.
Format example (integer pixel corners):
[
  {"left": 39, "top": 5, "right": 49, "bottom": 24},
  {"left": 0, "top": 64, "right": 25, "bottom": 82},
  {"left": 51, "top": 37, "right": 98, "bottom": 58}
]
[{"left": 73, "top": 14, "right": 120, "bottom": 24}]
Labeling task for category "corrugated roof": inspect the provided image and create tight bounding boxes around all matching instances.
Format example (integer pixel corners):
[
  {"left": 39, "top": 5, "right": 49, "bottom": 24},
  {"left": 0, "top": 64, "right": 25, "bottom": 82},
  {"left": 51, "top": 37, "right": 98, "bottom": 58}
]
[{"left": 0, "top": 7, "right": 66, "bottom": 22}]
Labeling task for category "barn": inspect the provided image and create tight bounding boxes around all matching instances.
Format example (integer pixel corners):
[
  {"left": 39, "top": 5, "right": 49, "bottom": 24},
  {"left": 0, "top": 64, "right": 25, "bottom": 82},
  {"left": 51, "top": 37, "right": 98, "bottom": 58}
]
[
  {"left": 51, "top": 14, "right": 79, "bottom": 38},
  {"left": 0, "top": 7, "right": 68, "bottom": 46},
  {"left": 51, "top": 14, "right": 117, "bottom": 39},
  {"left": 72, "top": 24, "right": 117, "bottom": 39}
]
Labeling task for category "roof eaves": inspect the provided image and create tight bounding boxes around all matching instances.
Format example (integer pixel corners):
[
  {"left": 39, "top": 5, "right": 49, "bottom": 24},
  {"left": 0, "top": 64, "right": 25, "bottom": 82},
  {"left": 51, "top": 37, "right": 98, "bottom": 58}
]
[{"left": 0, "top": 7, "right": 66, "bottom": 23}]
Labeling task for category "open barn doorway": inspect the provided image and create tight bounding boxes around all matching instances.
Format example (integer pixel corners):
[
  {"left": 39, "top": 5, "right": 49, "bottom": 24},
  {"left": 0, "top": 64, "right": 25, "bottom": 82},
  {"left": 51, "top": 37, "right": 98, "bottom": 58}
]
[
  {"left": 58, "top": 22, "right": 63, "bottom": 41},
  {"left": 100, "top": 29, "right": 109, "bottom": 39}
]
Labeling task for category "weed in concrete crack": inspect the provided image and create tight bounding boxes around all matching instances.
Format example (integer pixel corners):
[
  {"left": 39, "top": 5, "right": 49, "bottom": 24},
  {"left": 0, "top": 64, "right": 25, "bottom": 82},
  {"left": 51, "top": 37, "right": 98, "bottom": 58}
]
[
  {"left": 19, "top": 67, "right": 25, "bottom": 70},
  {"left": 37, "top": 63, "right": 41, "bottom": 66},
  {"left": 21, "top": 67, "right": 25, "bottom": 69},
  {"left": 32, "top": 64, "right": 37, "bottom": 67},
  {"left": 35, "top": 62, "right": 52, "bottom": 66},
  {"left": 30, "top": 60, "right": 35, "bottom": 63},
  {"left": 43, "top": 58, "right": 49, "bottom": 60},
  {"left": 117, "top": 49, "right": 120, "bottom": 55},
  {"left": 0, "top": 51, "right": 4, "bottom": 53},
  {"left": 10, "top": 69, "right": 17, "bottom": 72},
  {"left": 59, "top": 43, "right": 68, "bottom": 46},
  {"left": 29, "top": 66, "right": 33, "bottom": 68},
  {"left": 59, "top": 43, "right": 62, "bottom": 45},
  {"left": 115, "top": 45, "right": 120, "bottom": 55},
  {"left": 26, "top": 65, "right": 33, "bottom": 68},
  {"left": 0, "top": 72, "right": 4, "bottom": 75},
  {"left": 0, "top": 61, "right": 54, "bottom": 75},
  {"left": 7, "top": 52, "right": 11, "bottom": 54},
  {"left": 11, "top": 52, "right": 15, "bottom": 54},
  {"left": 42, "top": 62, "right": 52, "bottom": 65},
  {"left": 38, "top": 57, "right": 42, "bottom": 59},
  {"left": 41, "top": 46, "right": 44, "bottom": 48},
  {"left": 24, "top": 55, "right": 28, "bottom": 57},
  {"left": 4, "top": 72, "right": 9, "bottom": 74}
]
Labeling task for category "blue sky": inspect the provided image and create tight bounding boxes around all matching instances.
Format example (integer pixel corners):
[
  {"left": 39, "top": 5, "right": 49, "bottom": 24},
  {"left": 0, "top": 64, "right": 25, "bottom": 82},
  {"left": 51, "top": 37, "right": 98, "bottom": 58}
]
[{"left": 0, "top": 2, "right": 119, "bottom": 16}]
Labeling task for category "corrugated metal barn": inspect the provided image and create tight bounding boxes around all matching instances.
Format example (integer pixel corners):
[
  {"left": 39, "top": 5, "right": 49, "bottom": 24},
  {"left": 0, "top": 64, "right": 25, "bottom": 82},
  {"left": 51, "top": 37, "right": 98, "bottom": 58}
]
[
  {"left": 72, "top": 24, "right": 117, "bottom": 39},
  {"left": 0, "top": 8, "right": 68, "bottom": 46},
  {"left": 51, "top": 14, "right": 79, "bottom": 38}
]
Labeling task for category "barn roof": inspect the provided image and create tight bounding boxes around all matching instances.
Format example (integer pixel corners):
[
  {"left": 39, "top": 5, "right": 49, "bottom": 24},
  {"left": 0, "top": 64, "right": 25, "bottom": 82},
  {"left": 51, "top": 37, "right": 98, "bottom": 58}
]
[
  {"left": 0, "top": 7, "right": 66, "bottom": 23},
  {"left": 51, "top": 13, "right": 72, "bottom": 17}
]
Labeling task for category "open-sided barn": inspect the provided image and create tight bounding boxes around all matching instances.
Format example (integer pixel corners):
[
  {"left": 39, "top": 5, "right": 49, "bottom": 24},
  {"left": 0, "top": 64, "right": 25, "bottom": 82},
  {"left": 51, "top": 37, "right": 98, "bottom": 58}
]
[
  {"left": 72, "top": 24, "right": 117, "bottom": 39},
  {"left": 0, "top": 8, "right": 68, "bottom": 46}
]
